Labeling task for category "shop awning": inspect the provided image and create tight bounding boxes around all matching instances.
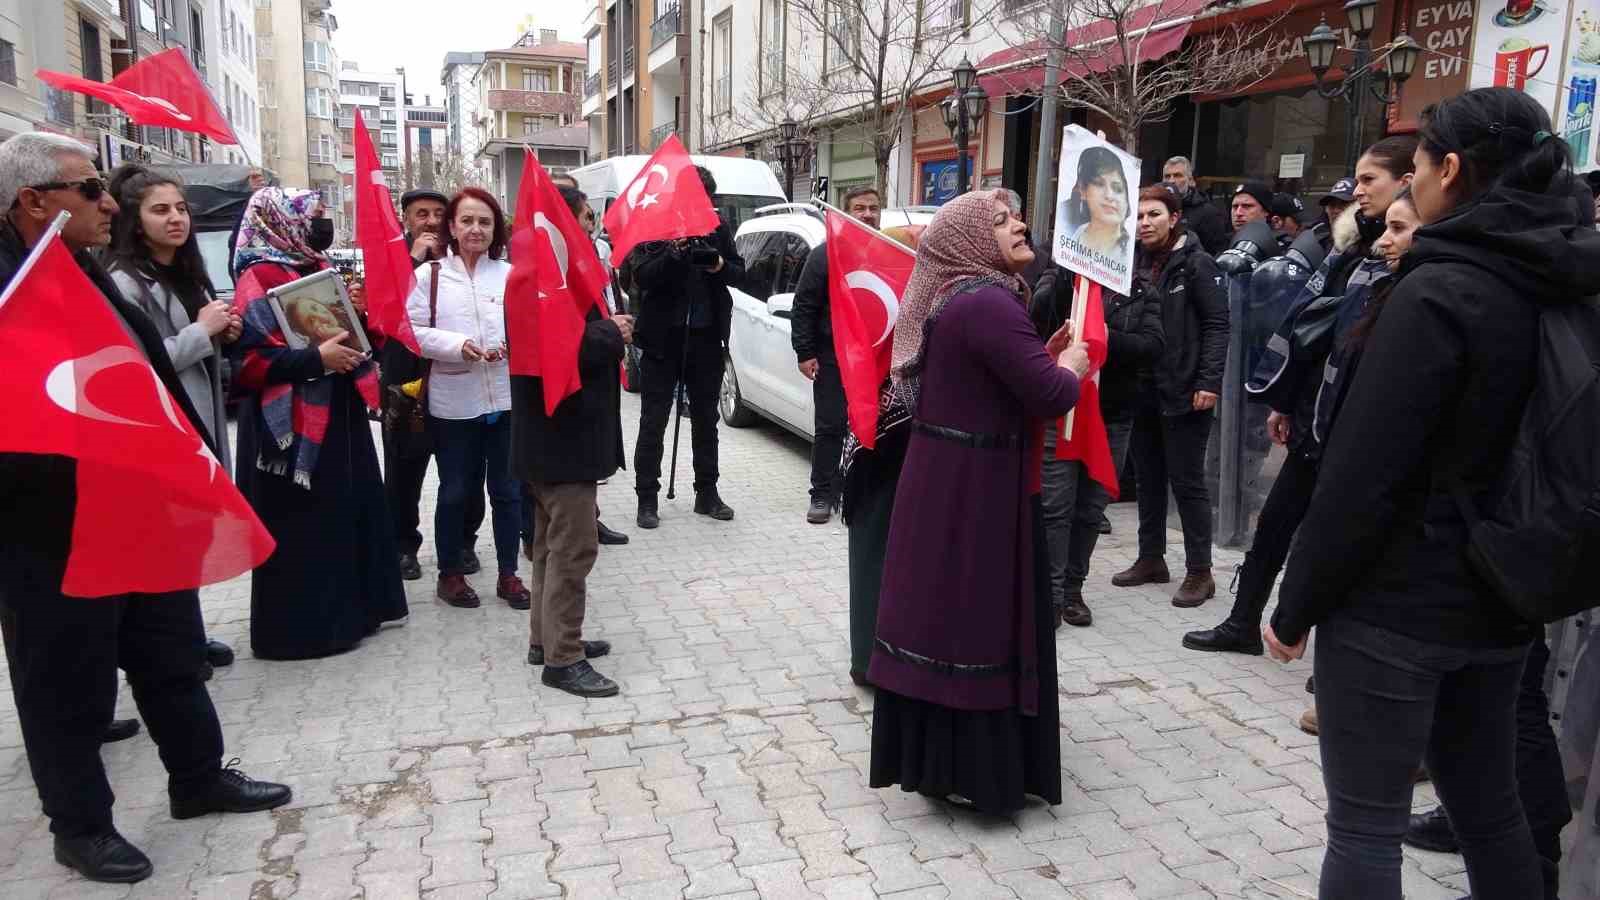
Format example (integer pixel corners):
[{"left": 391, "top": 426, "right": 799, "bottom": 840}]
[{"left": 977, "top": 0, "right": 1207, "bottom": 96}]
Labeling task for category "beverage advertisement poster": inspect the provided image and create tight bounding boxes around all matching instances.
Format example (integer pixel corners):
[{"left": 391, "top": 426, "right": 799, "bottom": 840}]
[
  {"left": 1559, "top": 0, "right": 1600, "bottom": 170},
  {"left": 1469, "top": 0, "right": 1571, "bottom": 115},
  {"left": 1053, "top": 126, "right": 1140, "bottom": 297}
]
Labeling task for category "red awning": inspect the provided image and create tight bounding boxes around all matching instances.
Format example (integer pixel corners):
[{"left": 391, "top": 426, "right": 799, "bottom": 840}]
[{"left": 977, "top": 0, "right": 1208, "bottom": 96}]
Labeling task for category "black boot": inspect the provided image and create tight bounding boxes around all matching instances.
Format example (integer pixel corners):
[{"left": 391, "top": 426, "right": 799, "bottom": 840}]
[
  {"left": 637, "top": 496, "right": 659, "bottom": 529},
  {"left": 102, "top": 718, "right": 141, "bottom": 743},
  {"left": 694, "top": 488, "right": 734, "bottom": 521},
  {"left": 54, "top": 830, "right": 152, "bottom": 883},
  {"left": 1182, "top": 552, "right": 1270, "bottom": 655}
]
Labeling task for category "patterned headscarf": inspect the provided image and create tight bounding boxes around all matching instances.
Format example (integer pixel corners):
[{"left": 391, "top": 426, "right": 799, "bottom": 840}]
[
  {"left": 890, "top": 190, "right": 1025, "bottom": 387},
  {"left": 233, "top": 187, "right": 326, "bottom": 273}
]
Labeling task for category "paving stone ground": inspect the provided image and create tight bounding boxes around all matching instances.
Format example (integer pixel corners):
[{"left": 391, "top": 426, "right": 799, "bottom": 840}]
[{"left": 0, "top": 393, "right": 1469, "bottom": 898}]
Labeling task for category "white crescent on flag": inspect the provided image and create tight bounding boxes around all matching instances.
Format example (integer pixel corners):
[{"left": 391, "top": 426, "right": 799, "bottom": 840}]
[
  {"left": 845, "top": 270, "right": 901, "bottom": 347},
  {"left": 45, "top": 346, "right": 184, "bottom": 430},
  {"left": 129, "top": 92, "right": 193, "bottom": 122},
  {"left": 532, "top": 212, "right": 569, "bottom": 290},
  {"left": 625, "top": 164, "right": 670, "bottom": 210}
]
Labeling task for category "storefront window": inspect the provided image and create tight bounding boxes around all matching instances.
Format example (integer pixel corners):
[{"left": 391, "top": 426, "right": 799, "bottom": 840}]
[{"left": 1196, "top": 84, "right": 1384, "bottom": 195}]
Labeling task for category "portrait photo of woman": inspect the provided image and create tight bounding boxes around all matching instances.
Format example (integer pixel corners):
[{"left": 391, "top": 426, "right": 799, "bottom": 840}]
[{"left": 1060, "top": 145, "right": 1134, "bottom": 259}]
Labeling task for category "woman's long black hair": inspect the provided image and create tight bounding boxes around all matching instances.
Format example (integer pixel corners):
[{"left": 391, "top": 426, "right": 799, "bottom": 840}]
[
  {"left": 1419, "top": 86, "right": 1572, "bottom": 202},
  {"left": 105, "top": 163, "right": 215, "bottom": 318}
]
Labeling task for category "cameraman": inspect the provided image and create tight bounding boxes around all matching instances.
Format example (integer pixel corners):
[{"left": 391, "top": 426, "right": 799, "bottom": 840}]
[{"left": 625, "top": 166, "right": 746, "bottom": 529}]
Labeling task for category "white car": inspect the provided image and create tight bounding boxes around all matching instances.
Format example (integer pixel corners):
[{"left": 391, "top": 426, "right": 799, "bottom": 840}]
[{"left": 720, "top": 205, "right": 933, "bottom": 439}]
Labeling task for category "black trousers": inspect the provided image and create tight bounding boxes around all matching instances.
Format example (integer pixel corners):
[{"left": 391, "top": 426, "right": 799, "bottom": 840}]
[
  {"left": 635, "top": 330, "right": 724, "bottom": 498},
  {"left": 1130, "top": 399, "right": 1215, "bottom": 571},
  {"left": 1315, "top": 615, "right": 1542, "bottom": 898},
  {"left": 0, "top": 584, "right": 223, "bottom": 837},
  {"left": 810, "top": 356, "right": 847, "bottom": 503},
  {"left": 1515, "top": 637, "right": 1572, "bottom": 896},
  {"left": 382, "top": 428, "right": 484, "bottom": 558}
]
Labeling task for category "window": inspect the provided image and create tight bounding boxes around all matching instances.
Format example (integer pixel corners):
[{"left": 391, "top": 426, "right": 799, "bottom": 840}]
[
  {"left": 139, "top": 0, "right": 159, "bottom": 32},
  {"left": 920, "top": 0, "right": 964, "bottom": 33},
  {"left": 379, "top": 107, "right": 396, "bottom": 123},
  {"left": 381, "top": 130, "right": 397, "bottom": 147},
  {"left": 380, "top": 85, "right": 395, "bottom": 100},
  {"left": 304, "top": 87, "right": 333, "bottom": 118},
  {"left": 381, "top": 153, "right": 398, "bottom": 168},
  {"left": 759, "top": 0, "right": 784, "bottom": 97},
  {"left": 826, "top": 0, "right": 859, "bottom": 74},
  {"left": 712, "top": 11, "right": 732, "bottom": 116},
  {"left": 0, "top": 39, "right": 14, "bottom": 87},
  {"left": 221, "top": 6, "right": 232, "bottom": 53},
  {"left": 303, "top": 40, "right": 331, "bottom": 72},
  {"left": 523, "top": 117, "right": 536, "bottom": 136},
  {"left": 247, "top": 35, "right": 254, "bottom": 70},
  {"left": 739, "top": 233, "right": 779, "bottom": 301},
  {"left": 773, "top": 234, "right": 810, "bottom": 296},
  {"left": 190, "top": 8, "right": 206, "bottom": 73},
  {"left": 523, "top": 68, "right": 552, "bottom": 91}
]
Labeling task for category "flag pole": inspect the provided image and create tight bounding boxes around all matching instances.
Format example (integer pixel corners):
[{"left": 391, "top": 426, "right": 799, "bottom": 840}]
[
  {"left": 1061, "top": 274, "right": 1090, "bottom": 440},
  {"left": 0, "top": 212, "right": 70, "bottom": 313},
  {"left": 812, "top": 199, "right": 917, "bottom": 256}
]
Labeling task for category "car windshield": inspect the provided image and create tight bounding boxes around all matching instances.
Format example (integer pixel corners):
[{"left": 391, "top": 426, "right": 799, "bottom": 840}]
[
  {"left": 714, "top": 194, "right": 785, "bottom": 235},
  {"left": 195, "top": 230, "right": 235, "bottom": 295}
]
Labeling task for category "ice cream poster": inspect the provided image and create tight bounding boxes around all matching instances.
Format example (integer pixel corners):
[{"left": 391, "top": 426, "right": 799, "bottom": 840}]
[
  {"left": 1469, "top": 0, "right": 1571, "bottom": 116},
  {"left": 1053, "top": 126, "right": 1141, "bottom": 297}
]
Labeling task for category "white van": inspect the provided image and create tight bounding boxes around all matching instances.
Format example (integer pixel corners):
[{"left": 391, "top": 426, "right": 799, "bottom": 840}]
[{"left": 569, "top": 154, "right": 786, "bottom": 239}]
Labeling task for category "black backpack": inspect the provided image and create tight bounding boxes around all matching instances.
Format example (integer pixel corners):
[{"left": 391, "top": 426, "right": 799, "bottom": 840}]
[{"left": 1455, "top": 298, "right": 1600, "bottom": 624}]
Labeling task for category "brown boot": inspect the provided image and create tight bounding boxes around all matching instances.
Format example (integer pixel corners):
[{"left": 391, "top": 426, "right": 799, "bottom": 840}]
[
  {"left": 437, "top": 574, "right": 480, "bottom": 609},
  {"left": 497, "top": 574, "right": 531, "bottom": 610},
  {"left": 1111, "top": 557, "right": 1170, "bottom": 587},
  {"left": 1171, "top": 569, "right": 1216, "bottom": 608}
]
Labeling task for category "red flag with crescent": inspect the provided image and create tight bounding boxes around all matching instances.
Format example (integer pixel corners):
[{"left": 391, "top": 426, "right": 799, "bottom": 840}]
[
  {"left": 1056, "top": 276, "right": 1118, "bottom": 499},
  {"left": 507, "top": 150, "right": 610, "bottom": 415},
  {"left": 351, "top": 108, "right": 420, "bottom": 354},
  {"left": 37, "top": 49, "right": 237, "bottom": 145},
  {"left": 601, "top": 134, "right": 720, "bottom": 265},
  {"left": 825, "top": 210, "right": 915, "bottom": 448},
  {"left": 0, "top": 227, "right": 274, "bottom": 597}
]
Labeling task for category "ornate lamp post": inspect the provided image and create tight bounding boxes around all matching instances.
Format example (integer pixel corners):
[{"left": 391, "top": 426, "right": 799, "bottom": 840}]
[
  {"left": 1305, "top": 0, "right": 1422, "bottom": 171},
  {"left": 941, "top": 55, "right": 989, "bottom": 196},
  {"left": 774, "top": 115, "right": 812, "bottom": 202}
]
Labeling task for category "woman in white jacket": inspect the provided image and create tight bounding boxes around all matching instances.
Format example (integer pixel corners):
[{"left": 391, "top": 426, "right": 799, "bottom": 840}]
[{"left": 406, "top": 188, "right": 529, "bottom": 610}]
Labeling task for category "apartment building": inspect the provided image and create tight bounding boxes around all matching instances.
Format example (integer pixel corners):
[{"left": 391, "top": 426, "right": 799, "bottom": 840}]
[
  {"left": 256, "top": 0, "right": 339, "bottom": 197},
  {"left": 474, "top": 28, "right": 587, "bottom": 210},
  {"left": 404, "top": 92, "right": 447, "bottom": 190},
  {"left": 581, "top": 0, "right": 691, "bottom": 160},
  {"left": 440, "top": 50, "right": 484, "bottom": 181},
  {"left": 207, "top": 0, "right": 263, "bottom": 165},
  {"left": 332, "top": 63, "right": 400, "bottom": 238}
]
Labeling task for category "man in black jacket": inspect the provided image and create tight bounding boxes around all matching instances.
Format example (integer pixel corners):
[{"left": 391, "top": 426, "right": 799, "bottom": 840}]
[
  {"left": 1162, "top": 156, "right": 1228, "bottom": 255},
  {"left": 380, "top": 188, "right": 486, "bottom": 580},
  {"left": 624, "top": 166, "right": 746, "bottom": 529},
  {"left": 790, "top": 186, "right": 881, "bottom": 524},
  {"left": 0, "top": 132, "right": 289, "bottom": 884}
]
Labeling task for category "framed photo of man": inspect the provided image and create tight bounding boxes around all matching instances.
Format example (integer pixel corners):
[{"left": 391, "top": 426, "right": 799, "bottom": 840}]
[
  {"left": 1053, "top": 126, "right": 1141, "bottom": 296},
  {"left": 264, "top": 268, "right": 372, "bottom": 360}
]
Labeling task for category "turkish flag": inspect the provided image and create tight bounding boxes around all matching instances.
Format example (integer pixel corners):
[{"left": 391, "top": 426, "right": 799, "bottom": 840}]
[
  {"left": 601, "top": 134, "right": 720, "bottom": 265},
  {"left": 0, "top": 230, "right": 274, "bottom": 597},
  {"left": 351, "top": 109, "right": 420, "bottom": 354},
  {"left": 37, "top": 49, "right": 237, "bottom": 145},
  {"left": 507, "top": 150, "right": 610, "bottom": 415},
  {"left": 1056, "top": 276, "right": 1118, "bottom": 499},
  {"left": 825, "top": 210, "right": 915, "bottom": 448}
]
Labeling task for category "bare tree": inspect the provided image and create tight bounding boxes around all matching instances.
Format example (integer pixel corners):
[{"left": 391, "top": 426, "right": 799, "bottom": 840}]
[
  {"left": 998, "top": 0, "right": 1287, "bottom": 156},
  {"left": 716, "top": 0, "right": 1007, "bottom": 195}
]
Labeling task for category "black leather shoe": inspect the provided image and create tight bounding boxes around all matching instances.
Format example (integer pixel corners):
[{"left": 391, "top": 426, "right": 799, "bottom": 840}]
[
  {"left": 806, "top": 498, "right": 832, "bottom": 524},
  {"left": 205, "top": 639, "right": 235, "bottom": 668},
  {"left": 1097, "top": 514, "right": 1112, "bottom": 535},
  {"left": 170, "top": 760, "right": 293, "bottom": 820},
  {"left": 398, "top": 553, "right": 422, "bottom": 581},
  {"left": 1182, "top": 620, "right": 1264, "bottom": 655},
  {"left": 527, "top": 640, "right": 613, "bottom": 666},
  {"left": 637, "top": 498, "right": 659, "bottom": 530},
  {"left": 694, "top": 490, "right": 735, "bottom": 521},
  {"left": 460, "top": 549, "right": 482, "bottom": 576},
  {"left": 597, "top": 520, "right": 629, "bottom": 545},
  {"left": 541, "top": 659, "right": 620, "bottom": 697},
  {"left": 103, "top": 718, "right": 141, "bottom": 743},
  {"left": 54, "top": 831, "right": 152, "bottom": 883},
  {"left": 1403, "top": 806, "right": 1459, "bottom": 854},
  {"left": 1060, "top": 596, "right": 1093, "bottom": 628}
]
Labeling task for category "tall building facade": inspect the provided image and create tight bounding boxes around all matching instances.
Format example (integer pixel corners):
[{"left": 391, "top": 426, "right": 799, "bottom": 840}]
[
  {"left": 475, "top": 29, "right": 586, "bottom": 210},
  {"left": 256, "top": 0, "right": 338, "bottom": 195},
  {"left": 440, "top": 50, "right": 484, "bottom": 183},
  {"left": 581, "top": 0, "right": 691, "bottom": 160},
  {"left": 404, "top": 91, "right": 447, "bottom": 190},
  {"left": 334, "top": 62, "right": 401, "bottom": 237},
  {"left": 207, "top": 0, "right": 263, "bottom": 165}
]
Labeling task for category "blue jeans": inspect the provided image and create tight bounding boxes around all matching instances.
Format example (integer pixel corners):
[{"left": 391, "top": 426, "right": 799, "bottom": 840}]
[
  {"left": 431, "top": 414, "right": 520, "bottom": 577},
  {"left": 1315, "top": 615, "right": 1541, "bottom": 899}
]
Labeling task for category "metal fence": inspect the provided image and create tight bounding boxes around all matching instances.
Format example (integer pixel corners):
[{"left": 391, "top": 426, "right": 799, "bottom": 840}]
[{"left": 651, "top": 4, "right": 681, "bottom": 50}]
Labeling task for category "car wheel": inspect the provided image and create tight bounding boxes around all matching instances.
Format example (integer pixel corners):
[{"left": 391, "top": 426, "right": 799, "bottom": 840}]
[{"left": 719, "top": 355, "right": 758, "bottom": 427}]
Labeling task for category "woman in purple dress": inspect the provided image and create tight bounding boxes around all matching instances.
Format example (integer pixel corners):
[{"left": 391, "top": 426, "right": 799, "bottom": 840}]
[{"left": 868, "top": 190, "right": 1091, "bottom": 814}]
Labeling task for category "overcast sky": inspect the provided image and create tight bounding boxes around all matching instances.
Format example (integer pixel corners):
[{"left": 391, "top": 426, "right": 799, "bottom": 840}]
[{"left": 331, "top": 2, "right": 590, "bottom": 104}]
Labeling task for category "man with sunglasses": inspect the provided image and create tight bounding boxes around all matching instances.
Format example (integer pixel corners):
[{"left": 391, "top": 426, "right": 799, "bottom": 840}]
[{"left": 0, "top": 132, "right": 290, "bottom": 884}]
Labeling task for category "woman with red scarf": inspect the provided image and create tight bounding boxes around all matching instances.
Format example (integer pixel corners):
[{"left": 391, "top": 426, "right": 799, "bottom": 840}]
[{"left": 228, "top": 188, "right": 408, "bottom": 660}]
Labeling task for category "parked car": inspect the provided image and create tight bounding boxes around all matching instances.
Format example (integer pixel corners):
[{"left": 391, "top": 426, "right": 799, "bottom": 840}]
[{"left": 719, "top": 205, "right": 933, "bottom": 439}]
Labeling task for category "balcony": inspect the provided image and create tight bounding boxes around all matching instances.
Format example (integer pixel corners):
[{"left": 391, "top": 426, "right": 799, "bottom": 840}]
[
  {"left": 584, "top": 73, "right": 600, "bottom": 97},
  {"left": 648, "top": 120, "right": 677, "bottom": 150},
  {"left": 651, "top": 5, "right": 680, "bottom": 50},
  {"left": 486, "top": 89, "right": 579, "bottom": 119}
]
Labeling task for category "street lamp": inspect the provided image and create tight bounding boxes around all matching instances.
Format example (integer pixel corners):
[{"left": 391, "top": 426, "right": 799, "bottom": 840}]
[
  {"left": 942, "top": 55, "right": 989, "bottom": 196},
  {"left": 773, "top": 115, "right": 811, "bottom": 201},
  {"left": 1305, "top": 6, "right": 1421, "bottom": 172}
]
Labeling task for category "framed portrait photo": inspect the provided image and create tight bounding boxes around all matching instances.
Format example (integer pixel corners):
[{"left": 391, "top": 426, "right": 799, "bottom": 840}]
[{"left": 264, "top": 268, "right": 372, "bottom": 363}]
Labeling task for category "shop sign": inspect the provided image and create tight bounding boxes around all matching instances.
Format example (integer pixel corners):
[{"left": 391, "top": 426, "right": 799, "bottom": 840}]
[
  {"left": 919, "top": 157, "right": 975, "bottom": 206},
  {"left": 1469, "top": 0, "right": 1568, "bottom": 116},
  {"left": 1206, "top": 0, "right": 1398, "bottom": 95},
  {"left": 1278, "top": 153, "right": 1307, "bottom": 177},
  {"left": 1391, "top": 0, "right": 1477, "bottom": 129}
]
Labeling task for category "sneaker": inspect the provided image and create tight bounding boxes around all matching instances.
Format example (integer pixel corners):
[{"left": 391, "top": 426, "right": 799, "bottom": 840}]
[
  {"left": 497, "top": 574, "right": 532, "bottom": 610},
  {"left": 694, "top": 489, "right": 735, "bottom": 521},
  {"left": 806, "top": 498, "right": 832, "bottom": 524},
  {"left": 53, "top": 830, "right": 152, "bottom": 883},
  {"left": 398, "top": 553, "right": 422, "bottom": 581},
  {"left": 527, "top": 640, "right": 612, "bottom": 666},
  {"left": 460, "top": 549, "right": 482, "bottom": 575},
  {"left": 1172, "top": 570, "right": 1216, "bottom": 608},
  {"left": 1111, "top": 557, "right": 1170, "bottom": 587},
  {"left": 637, "top": 497, "right": 659, "bottom": 530},
  {"left": 437, "top": 574, "right": 480, "bottom": 609},
  {"left": 170, "top": 759, "right": 293, "bottom": 819},
  {"left": 541, "top": 659, "right": 620, "bottom": 697},
  {"left": 1403, "top": 806, "right": 1459, "bottom": 854}
]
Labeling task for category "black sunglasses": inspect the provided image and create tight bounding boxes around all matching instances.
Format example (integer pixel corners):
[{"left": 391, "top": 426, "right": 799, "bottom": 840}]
[{"left": 30, "top": 177, "right": 108, "bottom": 201}]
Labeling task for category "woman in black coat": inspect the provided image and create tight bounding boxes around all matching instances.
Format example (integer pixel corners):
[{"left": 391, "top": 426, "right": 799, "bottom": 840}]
[{"left": 1264, "top": 87, "right": 1600, "bottom": 899}]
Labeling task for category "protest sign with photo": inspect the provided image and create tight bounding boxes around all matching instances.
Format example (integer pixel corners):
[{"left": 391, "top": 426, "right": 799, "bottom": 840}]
[{"left": 1053, "top": 126, "right": 1141, "bottom": 297}]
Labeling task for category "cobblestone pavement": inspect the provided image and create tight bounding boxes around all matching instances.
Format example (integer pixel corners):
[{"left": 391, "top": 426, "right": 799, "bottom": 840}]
[{"left": 0, "top": 393, "right": 1469, "bottom": 899}]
